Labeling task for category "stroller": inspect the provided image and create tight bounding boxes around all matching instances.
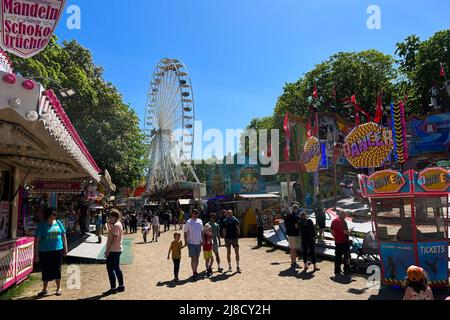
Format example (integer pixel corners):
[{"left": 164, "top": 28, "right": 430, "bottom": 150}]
[{"left": 349, "top": 231, "right": 380, "bottom": 274}]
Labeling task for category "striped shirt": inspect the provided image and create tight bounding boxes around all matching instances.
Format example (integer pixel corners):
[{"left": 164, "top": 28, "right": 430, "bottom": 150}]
[{"left": 185, "top": 218, "right": 204, "bottom": 245}]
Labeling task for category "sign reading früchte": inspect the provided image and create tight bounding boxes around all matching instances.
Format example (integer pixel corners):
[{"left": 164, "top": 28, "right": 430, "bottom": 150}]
[{"left": 0, "top": 0, "right": 66, "bottom": 58}]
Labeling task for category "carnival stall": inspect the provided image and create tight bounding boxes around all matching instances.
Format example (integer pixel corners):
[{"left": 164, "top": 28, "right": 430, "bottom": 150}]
[
  {"left": 359, "top": 168, "right": 450, "bottom": 287},
  {"left": 0, "top": 55, "right": 102, "bottom": 292}
]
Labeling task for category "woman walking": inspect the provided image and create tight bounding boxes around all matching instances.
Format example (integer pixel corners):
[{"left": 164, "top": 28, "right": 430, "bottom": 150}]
[
  {"left": 104, "top": 209, "right": 125, "bottom": 295},
  {"left": 34, "top": 207, "right": 68, "bottom": 297},
  {"left": 152, "top": 213, "right": 160, "bottom": 242}
]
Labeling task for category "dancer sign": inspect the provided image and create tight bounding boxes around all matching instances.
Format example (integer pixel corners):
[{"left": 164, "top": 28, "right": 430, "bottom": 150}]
[
  {"left": 343, "top": 122, "right": 393, "bottom": 169},
  {"left": 302, "top": 137, "right": 321, "bottom": 173},
  {"left": 417, "top": 167, "right": 450, "bottom": 192},
  {"left": 0, "top": 0, "right": 66, "bottom": 58},
  {"left": 366, "top": 170, "right": 406, "bottom": 194}
]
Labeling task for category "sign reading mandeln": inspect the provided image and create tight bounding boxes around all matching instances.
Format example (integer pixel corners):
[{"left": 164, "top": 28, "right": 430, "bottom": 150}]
[{"left": 0, "top": 0, "right": 66, "bottom": 58}]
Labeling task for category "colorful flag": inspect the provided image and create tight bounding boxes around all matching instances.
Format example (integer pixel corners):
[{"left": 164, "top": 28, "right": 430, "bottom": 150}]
[
  {"left": 313, "top": 82, "right": 318, "bottom": 100},
  {"left": 440, "top": 63, "right": 446, "bottom": 78},
  {"left": 374, "top": 93, "right": 383, "bottom": 124},
  {"left": 306, "top": 118, "right": 312, "bottom": 139},
  {"left": 267, "top": 144, "right": 272, "bottom": 157},
  {"left": 315, "top": 112, "right": 320, "bottom": 136},
  {"left": 283, "top": 113, "right": 291, "bottom": 161}
]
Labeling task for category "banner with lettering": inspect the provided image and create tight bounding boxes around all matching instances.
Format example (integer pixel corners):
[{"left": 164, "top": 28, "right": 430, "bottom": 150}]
[
  {"left": 415, "top": 167, "right": 450, "bottom": 194},
  {"left": 418, "top": 242, "right": 449, "bottom": 286},
  {"left": 0, "top": 0, "right": 66, "bottom": 58},
  {"left": 302, "top": 137, "right": 321, "bottom": 173},
  {"left": 343, "top": 122, "right": 393, "bottom": 169}
]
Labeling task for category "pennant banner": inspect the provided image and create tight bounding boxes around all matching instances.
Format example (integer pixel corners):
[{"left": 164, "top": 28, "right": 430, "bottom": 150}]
[
  {"left": 393, "top": 102, "right": 407, "bottom": 164},
  {"left": 0, "top": 0, "right": 67, "bottom": 58},
  {"left": 400, "top": 101, "right": 408, "bottom": 163},
  {"left": 390, "top": 102, "right": 399, "bottom": 163}
]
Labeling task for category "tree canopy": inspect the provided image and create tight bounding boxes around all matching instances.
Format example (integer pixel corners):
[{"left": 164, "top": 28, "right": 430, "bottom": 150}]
[
  {"left": 244, "top": 29, "right": 450, "bottom": 155},
  {"left": 10, "top": 37, "right": 146, "bottom": 188}
]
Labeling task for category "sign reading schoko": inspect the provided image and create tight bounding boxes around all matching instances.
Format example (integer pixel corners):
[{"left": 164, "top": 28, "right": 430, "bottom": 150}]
[{"left": 0, "top": 0, "right": 66, "bottom": 58}]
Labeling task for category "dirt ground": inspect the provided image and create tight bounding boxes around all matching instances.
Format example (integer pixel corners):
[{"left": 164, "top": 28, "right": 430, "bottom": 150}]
[{"left": 9, "top": 228, "right": 449, "bottom": 300}]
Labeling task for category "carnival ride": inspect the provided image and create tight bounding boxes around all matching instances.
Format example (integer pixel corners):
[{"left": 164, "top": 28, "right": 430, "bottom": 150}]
[{"left": 144, "top": 58, "right": 200, "bottom": 198}]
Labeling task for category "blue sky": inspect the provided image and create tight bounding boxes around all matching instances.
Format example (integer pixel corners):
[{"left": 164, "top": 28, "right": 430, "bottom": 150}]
[{"left": 54, "top": 0, "right": 450, "bottom": 158}]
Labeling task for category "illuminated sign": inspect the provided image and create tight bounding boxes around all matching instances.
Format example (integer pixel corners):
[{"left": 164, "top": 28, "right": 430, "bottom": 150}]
[
  {"left": 302, "top": 137, "right": 321, "bottom": 173},
  {"left": 417, "top": 168, "right": 450, "bottom": 192},
  {"left": 343, "top": 122, "right": 393, "bottom": 169},
  {"left": 367, "top": 170, "right": 406, "bottom": 194}
]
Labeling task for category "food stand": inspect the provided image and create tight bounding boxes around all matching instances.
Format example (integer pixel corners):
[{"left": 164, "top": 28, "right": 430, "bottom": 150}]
[
  {"left": 359, "top": 168, "right": 449, "bottom": 287},
  {"left": 0, "top": 58, "right": 102, "bottom": 292}
]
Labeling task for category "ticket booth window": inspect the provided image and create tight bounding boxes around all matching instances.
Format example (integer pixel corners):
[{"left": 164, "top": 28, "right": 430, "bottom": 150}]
[
  {"left": 374, "top": 199, "right": 414, "bottom": 242},
  {"left": 414, "top": 197, "right": 447, "bottom": 241}
]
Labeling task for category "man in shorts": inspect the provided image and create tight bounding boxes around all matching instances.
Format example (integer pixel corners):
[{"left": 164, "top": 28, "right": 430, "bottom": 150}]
[
  {"left": 223, "top": 210, "right": 241, "bottom": 273},
  {"left": 184, "top": 209, "right": 204, "bottom": 280}
]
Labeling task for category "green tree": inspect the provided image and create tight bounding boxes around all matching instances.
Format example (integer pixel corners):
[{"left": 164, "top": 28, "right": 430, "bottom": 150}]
[
  {"left": 274, "top": 50, "right": 397, "bottom": 122},
  {"left": 396, "top": 29, "right": 450, "bottom": 114},
  {"left": 10, "top": 37, "right": 146, "bottom": 188}
]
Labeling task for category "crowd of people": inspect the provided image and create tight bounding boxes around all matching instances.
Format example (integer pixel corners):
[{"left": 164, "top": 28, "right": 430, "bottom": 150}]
[{"left": 32, "top": 201, "right": 443, "bottom": 300}]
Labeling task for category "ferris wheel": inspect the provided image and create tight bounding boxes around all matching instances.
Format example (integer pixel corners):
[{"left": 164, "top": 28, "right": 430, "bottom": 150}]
[{"left": 144, "top": 58, "right": 199, "bottom": 193}]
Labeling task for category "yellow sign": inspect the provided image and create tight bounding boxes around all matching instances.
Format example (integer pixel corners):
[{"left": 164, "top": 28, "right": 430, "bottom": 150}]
[
  {"left": 418, "top": 168, "right": 450, "bottom": 192},
  {"left": 343, "top": 122, "right": 393, "bottom": 169},
  {"left": 302, "top": 137, "right": 321, "bottom": 173},
  {"left": 367, "top": 170, "right": 406, "bottom": 194}
]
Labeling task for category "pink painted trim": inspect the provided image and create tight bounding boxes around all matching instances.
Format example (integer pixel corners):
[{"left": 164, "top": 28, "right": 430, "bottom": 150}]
[
  {"left": 0, "top": 278, "right": 16, "bottom": 292},
  {"left": 44, "top": 90, "right": 101, "bottom": 173},
  {"left": 15, "top": 237, "right": 34, "bottom": 246}
]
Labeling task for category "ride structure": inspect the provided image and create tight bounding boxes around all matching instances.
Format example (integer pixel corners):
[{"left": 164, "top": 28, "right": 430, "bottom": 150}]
[{"left": 144, "top": 58, "right": 200, "bottom": 199}]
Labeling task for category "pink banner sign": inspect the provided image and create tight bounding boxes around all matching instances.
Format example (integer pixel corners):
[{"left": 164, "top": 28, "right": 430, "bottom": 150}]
[
  {"left": 33, "top": 181, "right": 81, "bottom": 191},
  {"left": 0, "top": 0, "right": 66, "bottom": 58}
]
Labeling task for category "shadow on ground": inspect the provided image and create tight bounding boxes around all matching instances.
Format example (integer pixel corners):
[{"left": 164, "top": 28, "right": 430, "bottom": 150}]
[{"left": 278, "top": 267, "right": 316, "bottom": 280}]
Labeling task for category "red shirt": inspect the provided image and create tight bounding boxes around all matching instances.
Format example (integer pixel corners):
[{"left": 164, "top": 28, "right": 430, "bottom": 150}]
[
  {"left": 331, "top": 218, "right": 349, "bottom": 244},
  {"left": 203, "top": 233, "right": 213, "bottom": 251}
]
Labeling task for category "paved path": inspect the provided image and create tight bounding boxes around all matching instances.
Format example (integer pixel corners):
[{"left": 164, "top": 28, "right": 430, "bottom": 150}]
[{"left": 11, "top": 228, "right": 448, "bottom": 300}]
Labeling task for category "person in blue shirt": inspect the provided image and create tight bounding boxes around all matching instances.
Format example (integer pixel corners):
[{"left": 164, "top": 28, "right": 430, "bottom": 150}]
[
  {"left": 95, "top": 209, "right": 103, "bottom": 243},
  {"left": 34, "top": 207, "right": 68, "bottom": 297}
]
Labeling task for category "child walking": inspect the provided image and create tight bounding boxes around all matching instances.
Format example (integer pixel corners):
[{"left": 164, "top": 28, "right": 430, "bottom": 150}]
[
  {"left": 403, "top": 265, "right": 434, "bottom": 300},
  {"left": 167, "top": 233, "right": 183, "bottom": 282},
  {"left": 203, "top": 225, "right": 214, "bottom": 277}
]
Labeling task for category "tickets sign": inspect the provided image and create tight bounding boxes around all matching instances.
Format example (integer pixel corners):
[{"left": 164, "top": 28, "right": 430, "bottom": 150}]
[
  {"left": 417, "top": 168, "right": 450, "bottom": 192},
  {"left": 343, "top": 122, "right": 393, "bottom": 169},
  {"left": 302, "top": 137, "right": 321, "bottom": 173},
  {"left": 0, "top": 0, "right": 66, "bottom": 58},
  {"left": 366, "top": 170, "right": 406, "bottom": 194}
]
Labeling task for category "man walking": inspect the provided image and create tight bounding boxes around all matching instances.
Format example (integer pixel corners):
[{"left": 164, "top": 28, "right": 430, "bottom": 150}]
[
  {"left": 331, "top": 210, "right": 353, "bottom": 276},
  {"left": 284, "top": 204, "right": 301, "bottom": 269},
  {"left": 184, "top": 209, "right": 204, "bottom": 281},
  {"left": 223, "top": 210, "right": 241, "bottom": 273}
]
